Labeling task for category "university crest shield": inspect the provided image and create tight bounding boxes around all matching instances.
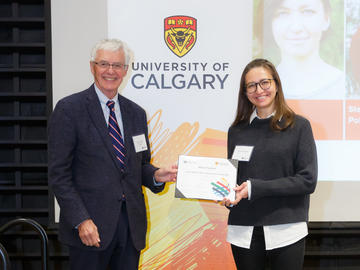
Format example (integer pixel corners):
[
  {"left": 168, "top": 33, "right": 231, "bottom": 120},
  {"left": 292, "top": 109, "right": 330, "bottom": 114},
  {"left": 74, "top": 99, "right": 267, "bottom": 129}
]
[{"left": 164, "top": 16, "right": 197, "bottom": 57}]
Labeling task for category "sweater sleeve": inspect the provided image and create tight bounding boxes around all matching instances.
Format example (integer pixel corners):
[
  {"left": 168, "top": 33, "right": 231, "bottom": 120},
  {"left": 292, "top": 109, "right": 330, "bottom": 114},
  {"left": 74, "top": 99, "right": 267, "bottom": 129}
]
[{"left": 250, "top": 118, "right": 318, "bottom": 200}]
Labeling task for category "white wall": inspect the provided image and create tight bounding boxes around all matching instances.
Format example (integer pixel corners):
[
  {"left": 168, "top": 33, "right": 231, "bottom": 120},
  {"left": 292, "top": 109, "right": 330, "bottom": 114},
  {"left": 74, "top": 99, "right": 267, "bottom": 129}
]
[{"left": 51, "top": 0, "right": 108, "bottom": 105}]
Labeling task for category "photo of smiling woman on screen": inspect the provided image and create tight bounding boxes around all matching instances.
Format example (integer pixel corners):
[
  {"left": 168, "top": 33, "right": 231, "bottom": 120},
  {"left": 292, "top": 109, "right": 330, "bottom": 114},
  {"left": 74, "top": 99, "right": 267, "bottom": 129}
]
[{"left": 253, "top": 0, "right": 345, "bottom": 100}]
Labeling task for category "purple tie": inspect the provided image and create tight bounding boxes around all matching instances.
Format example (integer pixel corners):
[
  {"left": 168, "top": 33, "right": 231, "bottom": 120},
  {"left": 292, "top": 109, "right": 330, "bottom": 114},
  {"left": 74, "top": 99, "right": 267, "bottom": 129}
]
[{"left": 106, "top": 100, "right": 125, "bottom": 170}]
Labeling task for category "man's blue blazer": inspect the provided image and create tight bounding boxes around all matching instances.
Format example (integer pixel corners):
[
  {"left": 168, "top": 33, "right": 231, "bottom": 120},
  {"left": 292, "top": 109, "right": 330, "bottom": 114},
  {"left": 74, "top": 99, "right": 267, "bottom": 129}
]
[{"left": 48, "top": 84, "right": 164, "bottom": 251}]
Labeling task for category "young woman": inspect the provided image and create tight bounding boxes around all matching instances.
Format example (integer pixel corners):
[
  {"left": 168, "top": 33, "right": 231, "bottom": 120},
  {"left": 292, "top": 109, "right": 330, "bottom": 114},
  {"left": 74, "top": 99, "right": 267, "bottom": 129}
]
[{"left": 223, "top": 59, "right": 317, "bottom": 269}]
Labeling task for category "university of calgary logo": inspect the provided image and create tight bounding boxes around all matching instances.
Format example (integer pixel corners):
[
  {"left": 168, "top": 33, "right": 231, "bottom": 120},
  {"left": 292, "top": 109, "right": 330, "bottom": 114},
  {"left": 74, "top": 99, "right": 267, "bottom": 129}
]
[{"left": 164, "top": 15, "right": 197, "bottom": 57}]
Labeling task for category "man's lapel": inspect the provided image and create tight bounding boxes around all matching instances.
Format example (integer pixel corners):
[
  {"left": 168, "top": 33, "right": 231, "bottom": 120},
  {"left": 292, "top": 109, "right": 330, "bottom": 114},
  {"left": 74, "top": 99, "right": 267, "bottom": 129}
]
[{"left": 85, "top": 85, "right": 125, "bottom": 174}]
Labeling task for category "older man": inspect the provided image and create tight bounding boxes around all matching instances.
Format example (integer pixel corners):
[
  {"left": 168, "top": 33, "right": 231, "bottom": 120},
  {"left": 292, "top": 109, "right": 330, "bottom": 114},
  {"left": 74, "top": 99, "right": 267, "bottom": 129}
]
[{"left": 48, "top": 39, "right": 177, "bottom": 270}]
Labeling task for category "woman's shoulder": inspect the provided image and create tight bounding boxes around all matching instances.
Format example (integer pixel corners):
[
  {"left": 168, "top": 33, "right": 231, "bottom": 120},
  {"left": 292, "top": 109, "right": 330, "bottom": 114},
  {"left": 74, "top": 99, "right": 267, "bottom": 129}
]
[
  {"left": 228, "top": 121, "right": 249, "bottom": 132},
  {"left": 292, "top": 114, "right": 312, "bottom": 129}
]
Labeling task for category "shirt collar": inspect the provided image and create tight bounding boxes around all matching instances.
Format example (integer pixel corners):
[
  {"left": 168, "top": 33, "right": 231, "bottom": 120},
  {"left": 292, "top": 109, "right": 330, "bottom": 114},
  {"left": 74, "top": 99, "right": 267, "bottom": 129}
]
[
  {"left": 249, "top": 109, "right": 276, "bottom": 124},
  {"left": 94, "top": 84, "right": 118, "bottom": 105}
]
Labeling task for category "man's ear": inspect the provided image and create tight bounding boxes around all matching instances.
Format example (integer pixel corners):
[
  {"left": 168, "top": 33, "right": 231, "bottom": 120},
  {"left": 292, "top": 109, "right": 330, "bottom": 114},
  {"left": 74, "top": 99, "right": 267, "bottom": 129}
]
[{"left": 90, "top": 61, "right": 95, "bottom": 75}]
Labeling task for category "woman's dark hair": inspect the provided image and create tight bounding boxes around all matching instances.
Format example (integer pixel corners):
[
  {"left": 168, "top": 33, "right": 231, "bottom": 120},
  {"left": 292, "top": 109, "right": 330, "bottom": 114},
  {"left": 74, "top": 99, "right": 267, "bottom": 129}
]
[{"left": 231, "top": 58, "right": 295, "bottom": 131}]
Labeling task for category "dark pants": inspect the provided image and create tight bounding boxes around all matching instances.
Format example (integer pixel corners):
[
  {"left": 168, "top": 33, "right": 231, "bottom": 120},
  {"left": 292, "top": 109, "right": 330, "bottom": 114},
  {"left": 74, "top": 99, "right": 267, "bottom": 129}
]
[
  {"left": 231, "top": 226, "right": 305, "bottom": 270},
  {"left": 69, "top": 202, "right": 140, "bottom": 270}
]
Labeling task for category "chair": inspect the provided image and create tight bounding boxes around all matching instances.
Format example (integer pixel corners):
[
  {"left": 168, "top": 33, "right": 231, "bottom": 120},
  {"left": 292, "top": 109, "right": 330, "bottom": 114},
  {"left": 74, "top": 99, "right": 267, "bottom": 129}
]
[{"left": 0, "top": 218, "right": 49, "bottom": 270}]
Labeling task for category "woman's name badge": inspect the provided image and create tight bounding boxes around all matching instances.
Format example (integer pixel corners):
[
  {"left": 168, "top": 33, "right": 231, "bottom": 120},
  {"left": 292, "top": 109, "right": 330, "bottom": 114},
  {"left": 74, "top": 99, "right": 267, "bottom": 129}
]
[
  {"left": 132, "top": 134, "right": 148, "bottom": 152},
  {"left": 232, "top": 146, "right": 254, "bottom": 162}
]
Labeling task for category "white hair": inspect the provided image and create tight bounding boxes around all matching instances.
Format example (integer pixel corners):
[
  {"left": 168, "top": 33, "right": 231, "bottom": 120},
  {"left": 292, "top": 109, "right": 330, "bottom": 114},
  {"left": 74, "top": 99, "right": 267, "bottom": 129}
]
[{"left": 90, "top": 38, "right": 131, "bottom": 65}]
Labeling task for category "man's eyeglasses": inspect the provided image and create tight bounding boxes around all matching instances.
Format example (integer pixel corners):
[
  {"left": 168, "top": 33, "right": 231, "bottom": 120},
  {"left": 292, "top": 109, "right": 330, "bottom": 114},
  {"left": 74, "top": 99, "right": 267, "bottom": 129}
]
[
  {"left": 93, "top": 61, "right": 129, "bottom": 70},
  {"left": 246, "top": 79, "right": 274, "bottom": 94}
]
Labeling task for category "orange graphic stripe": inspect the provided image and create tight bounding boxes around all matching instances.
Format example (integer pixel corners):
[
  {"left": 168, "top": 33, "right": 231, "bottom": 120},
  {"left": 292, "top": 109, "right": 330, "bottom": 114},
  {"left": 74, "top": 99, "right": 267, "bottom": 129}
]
[{"left": 202, "top": 138, "right": 226, "bottom": 146}]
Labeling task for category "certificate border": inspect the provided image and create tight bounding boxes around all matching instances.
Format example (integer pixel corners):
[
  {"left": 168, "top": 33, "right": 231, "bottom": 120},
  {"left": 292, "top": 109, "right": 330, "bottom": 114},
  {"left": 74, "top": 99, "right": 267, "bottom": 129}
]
[{"left": 175, "top": 155, "right": 238, "bottom": 201}]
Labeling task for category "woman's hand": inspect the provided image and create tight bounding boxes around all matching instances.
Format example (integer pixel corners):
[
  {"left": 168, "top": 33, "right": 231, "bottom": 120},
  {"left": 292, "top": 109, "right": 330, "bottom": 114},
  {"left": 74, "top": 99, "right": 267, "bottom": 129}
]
[{"left": 222, "top": 182, "right": 249, "bottom": 207}]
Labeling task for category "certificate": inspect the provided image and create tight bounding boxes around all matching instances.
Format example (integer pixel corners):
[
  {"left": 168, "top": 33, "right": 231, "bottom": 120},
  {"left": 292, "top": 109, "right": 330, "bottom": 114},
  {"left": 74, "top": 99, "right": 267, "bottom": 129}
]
[{"left": 175, "top": 155, "right": 238, "bottom": 201}]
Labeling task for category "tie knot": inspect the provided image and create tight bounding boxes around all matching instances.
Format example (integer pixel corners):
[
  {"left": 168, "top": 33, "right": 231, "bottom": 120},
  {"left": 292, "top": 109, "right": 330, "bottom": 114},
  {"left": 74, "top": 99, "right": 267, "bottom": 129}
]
[{"left": 106, "top": 100, "right": 115, "bottom": 110}]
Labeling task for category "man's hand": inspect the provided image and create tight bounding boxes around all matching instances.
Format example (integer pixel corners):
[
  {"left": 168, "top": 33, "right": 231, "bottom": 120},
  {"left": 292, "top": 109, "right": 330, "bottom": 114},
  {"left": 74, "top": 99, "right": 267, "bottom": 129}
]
[
  {"left": 222, "top": 182, "right": 249, "bottom": 207},
  {"left": 78, "top": 219, "right": 101, "bottom": 248},
  {"left": 154, "top": 164, "right": 178, "bottom": 183}
]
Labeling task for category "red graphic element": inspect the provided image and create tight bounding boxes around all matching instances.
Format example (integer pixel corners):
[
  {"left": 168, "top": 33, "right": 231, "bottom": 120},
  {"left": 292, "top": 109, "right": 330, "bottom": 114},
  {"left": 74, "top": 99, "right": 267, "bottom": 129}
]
[
  {"left": 164, "top": 16, "right": 197, "bottom": 31},
  {"left": 216, "top": 181, "right": 230, "bottom": 192}
]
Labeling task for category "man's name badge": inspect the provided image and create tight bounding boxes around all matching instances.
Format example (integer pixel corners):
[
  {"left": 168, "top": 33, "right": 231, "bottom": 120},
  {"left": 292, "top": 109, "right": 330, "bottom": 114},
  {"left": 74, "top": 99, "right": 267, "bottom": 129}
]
[
  {"left": 232, "top": 145, "right": 254, "bottom": 162},
  {"left": 132, "top": 134, "right": 148, "bottom": 152}
]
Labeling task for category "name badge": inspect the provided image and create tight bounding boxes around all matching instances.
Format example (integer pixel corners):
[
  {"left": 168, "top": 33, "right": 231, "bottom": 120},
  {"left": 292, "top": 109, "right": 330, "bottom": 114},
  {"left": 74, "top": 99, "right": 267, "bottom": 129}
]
[
  {"left": 231, "top": 145, "right": 254, "bottom": 162},
  {"left": 132, "top": 134, "right": 148, "bottom": 153}
]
